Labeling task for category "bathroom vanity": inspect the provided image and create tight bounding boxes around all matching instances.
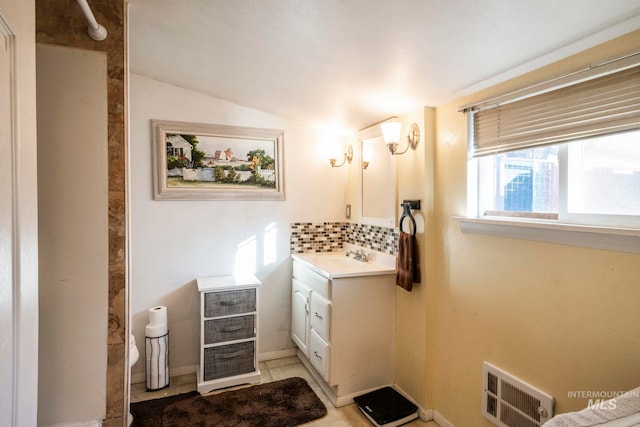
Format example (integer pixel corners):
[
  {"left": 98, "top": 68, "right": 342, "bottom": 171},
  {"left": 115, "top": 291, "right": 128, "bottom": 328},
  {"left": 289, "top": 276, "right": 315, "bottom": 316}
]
[
  {"left": 291, "top": 250, "right": 396, "bottom": 406},
  {"left": 196, "top": 275, "right": 261, "bottom": 394}
]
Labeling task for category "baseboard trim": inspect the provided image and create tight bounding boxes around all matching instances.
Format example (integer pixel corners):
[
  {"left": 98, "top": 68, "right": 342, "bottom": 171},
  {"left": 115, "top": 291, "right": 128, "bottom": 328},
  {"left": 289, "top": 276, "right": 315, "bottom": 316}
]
[
  {"left": 392, "top": 385, "right": 430, "bottom": 421},
  {"left": 43, "top": 420, "right": 102, "bottom": 427},
  {"left": 169, "top": 364, "right": 198, "bottom": 378},
  {"left": 433, "top": 410, "right": 455, "bottom": 427},
  {"left": 131, "top": 364, "right": 197, "bottom": 385},
  {"left": 391, "top": 384, "right": 454, "bottom": 427},
  {"left": 258, "top": 347, "right": 297, "bottom": 361},
  {"left": 419, "top": 408, "right": 434, "bottom": 422},
  {"left": 130, "top": 372, "right": 144, "bottom": 385},
  {"left": 131, "top": 349, "right": 299, "bottom": 384}
]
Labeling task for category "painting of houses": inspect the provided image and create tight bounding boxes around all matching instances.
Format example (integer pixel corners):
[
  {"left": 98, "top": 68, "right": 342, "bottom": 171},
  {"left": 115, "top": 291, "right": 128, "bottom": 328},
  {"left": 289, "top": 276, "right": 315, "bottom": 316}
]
[
  {"left": 152, "top": 120, "right": 284, "bottom": 200},
  {"left": 166, "top": 134, "right": 193, "bottom": 162}
]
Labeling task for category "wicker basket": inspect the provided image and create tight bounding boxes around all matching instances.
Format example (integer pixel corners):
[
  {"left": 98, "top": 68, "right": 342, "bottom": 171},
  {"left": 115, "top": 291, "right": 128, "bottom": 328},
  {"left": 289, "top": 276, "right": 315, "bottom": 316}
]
[
  {"left": 204, "top": 288, "right": 256, "bottom": 317},
  {"left": 203, "top": 341, "right": 255, "bottom": 381},
  {"left": 204, "top": 315, "right": 255, "bottom": 344}
]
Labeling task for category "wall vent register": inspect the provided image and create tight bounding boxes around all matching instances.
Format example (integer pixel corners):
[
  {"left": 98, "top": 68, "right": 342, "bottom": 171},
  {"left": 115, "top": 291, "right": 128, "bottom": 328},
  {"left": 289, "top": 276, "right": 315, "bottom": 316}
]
[{"left": 482, "top": 361, "right": 554, "bottom": 427}]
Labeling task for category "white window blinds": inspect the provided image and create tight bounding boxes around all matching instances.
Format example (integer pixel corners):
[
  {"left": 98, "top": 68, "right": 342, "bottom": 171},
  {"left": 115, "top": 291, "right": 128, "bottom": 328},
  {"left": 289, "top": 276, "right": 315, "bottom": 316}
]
[{"left": 469, "top": 63, "right": 640, "bottom": 157}]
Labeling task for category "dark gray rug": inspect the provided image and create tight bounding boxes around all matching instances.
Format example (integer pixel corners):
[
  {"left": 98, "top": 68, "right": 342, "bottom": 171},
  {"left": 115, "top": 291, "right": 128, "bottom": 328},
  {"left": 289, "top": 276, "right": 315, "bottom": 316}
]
[{"left": 131, "top": 377, "right": 327, "bottom": 427}]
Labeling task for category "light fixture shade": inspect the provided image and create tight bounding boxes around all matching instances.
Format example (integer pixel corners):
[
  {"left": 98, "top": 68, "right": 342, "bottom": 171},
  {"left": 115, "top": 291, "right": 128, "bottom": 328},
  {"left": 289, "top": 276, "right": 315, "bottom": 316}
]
[{"left": 380, "top": 121, "right": 402, "bottom": 144}]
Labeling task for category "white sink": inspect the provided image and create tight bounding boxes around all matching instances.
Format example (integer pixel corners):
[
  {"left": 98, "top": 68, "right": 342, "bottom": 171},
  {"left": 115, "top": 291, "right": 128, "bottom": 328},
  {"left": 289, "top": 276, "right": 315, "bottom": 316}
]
[{"left": 291, "top": 252, "right": 396, "bottom": 279}]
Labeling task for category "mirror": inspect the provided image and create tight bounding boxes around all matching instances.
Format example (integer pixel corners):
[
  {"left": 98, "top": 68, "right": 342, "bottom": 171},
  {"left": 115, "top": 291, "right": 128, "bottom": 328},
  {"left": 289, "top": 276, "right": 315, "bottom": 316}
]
[{"left": 360, "top": 134, "right": 396, "bottom": 227}]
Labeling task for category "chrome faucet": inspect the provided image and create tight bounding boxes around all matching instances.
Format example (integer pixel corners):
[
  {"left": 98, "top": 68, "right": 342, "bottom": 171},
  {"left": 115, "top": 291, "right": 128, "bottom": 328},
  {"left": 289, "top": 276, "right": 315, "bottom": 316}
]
[{"left": 345, "top": 249, "right": 369, "bottom": 262}]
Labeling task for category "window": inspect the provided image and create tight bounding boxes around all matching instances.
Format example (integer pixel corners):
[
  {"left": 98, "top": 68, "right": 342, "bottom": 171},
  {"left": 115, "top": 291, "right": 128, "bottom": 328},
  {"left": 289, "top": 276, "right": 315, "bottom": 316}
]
[
  {"left": 476, "top": 131, "right": 640, "bottom": 228},
  {"left": 478, "top": 145, "right": 559, "bottom": 217},
  {"left": 565, "top": 131, "right": 640, "bottom": 217},
  {"left": 466, "top": 57, "right": 640, "bottom": 230}
]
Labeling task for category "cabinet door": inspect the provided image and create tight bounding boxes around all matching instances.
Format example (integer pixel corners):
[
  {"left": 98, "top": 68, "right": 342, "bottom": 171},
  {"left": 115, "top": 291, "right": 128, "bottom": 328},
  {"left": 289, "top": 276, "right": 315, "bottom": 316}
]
[
  {"left": 291, "top": 279, "right": 310, "bottom": 356},
  {"left": 310, "top": 292, "right": 331, "bottom": 342}
]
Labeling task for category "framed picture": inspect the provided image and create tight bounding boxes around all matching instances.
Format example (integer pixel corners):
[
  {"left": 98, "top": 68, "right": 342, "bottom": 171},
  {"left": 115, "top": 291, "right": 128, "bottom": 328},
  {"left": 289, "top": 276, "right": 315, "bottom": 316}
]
[{"left": 151, "top": 120, "right": 285, "bottom": 200}]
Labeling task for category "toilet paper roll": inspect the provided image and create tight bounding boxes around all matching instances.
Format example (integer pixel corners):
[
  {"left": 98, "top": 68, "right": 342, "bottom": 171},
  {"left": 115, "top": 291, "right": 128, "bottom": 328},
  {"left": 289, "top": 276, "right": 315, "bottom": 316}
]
[
  {"left": 148, "top": 306, "right": 167, "bottom": 326},
  {"left": 145, "top": 322, "right": 168, "bottom": 338}
]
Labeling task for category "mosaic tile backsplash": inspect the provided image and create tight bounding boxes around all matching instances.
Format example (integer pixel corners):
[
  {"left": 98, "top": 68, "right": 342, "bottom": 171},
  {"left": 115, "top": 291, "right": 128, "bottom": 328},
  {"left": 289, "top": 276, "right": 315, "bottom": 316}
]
[{"left": 290, "top": 222, "right": 399, "bottom": 255}]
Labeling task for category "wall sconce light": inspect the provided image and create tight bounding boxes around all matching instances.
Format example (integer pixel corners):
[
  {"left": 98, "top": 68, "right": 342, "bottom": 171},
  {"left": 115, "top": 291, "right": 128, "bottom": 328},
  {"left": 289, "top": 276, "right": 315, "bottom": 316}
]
[
  {"left": 380, "top": 120, "right": 420, "bottom": 155},
  {"left": 329, "top": 144, "right": 353, "bottom": 167}
]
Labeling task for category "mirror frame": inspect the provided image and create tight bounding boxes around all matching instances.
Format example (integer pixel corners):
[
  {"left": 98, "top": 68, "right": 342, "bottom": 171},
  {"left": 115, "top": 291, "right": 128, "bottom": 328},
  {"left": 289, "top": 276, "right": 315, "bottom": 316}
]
[{"left": 358, "top": 127, "right": 396, "bottom": 227}]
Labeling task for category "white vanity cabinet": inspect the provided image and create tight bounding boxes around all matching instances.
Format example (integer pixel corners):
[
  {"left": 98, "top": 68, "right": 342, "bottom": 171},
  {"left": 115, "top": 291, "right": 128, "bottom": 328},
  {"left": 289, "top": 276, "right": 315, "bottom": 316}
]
[
  {"left": 291, "top": 255, "right": 395, "bottom": 407},
  {"left": 196, "top": 275, "right": 261, "bottom": 394}
]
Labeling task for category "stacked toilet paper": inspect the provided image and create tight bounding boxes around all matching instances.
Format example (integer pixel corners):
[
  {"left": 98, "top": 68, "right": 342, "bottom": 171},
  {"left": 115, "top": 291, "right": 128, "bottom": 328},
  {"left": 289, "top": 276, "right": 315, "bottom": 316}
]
[
  {"left": 145, "top": 306, "right": 169, "bottom": 390},
  {"left": 145, "top": 305, "right": 168, "bottom": 338}
]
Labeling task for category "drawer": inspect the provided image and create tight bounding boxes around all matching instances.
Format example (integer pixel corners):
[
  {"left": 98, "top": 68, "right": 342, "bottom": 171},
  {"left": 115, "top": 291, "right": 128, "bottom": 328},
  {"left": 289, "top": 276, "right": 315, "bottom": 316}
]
[
  {"left": 310, "top": 292, "right": 330, "bottom": 342},
  {"left": 204, "top": 315, "right": 255, "bottom": 344},
  {"left": 204, "top": 288, "right": 256, "bottom": 317},
  {"left": 293, "top": 261, "right": 329, "bottom": 298},
  {"left": 309, "top": 329, "right": 330, "bottom": 382},
  {"left": 203, "top": 341, "right": 255, "bottom": 381}
]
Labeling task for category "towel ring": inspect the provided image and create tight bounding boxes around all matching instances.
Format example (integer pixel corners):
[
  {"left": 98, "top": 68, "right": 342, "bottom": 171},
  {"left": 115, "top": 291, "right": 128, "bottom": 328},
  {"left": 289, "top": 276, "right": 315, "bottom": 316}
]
[{"left": 399, "top": 203, "right": 416, "bottom": 237}]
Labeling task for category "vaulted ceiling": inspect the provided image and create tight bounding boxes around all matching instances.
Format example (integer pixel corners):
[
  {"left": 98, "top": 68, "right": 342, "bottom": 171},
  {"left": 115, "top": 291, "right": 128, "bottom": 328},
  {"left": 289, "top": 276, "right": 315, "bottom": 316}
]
[{"left": 128, "top": 0, "right": 640, "bottom": 132}]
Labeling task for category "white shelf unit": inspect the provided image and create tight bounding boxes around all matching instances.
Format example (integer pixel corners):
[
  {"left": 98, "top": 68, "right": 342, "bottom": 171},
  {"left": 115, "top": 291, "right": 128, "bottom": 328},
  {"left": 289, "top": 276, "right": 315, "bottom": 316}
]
[{"left": 196, "top": 275, "right": 261, "bottom": 394}]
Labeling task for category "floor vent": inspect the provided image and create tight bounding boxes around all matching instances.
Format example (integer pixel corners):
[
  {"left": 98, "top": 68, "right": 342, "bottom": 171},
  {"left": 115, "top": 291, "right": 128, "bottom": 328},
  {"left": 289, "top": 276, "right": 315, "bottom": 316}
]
[{"left": 482, "top": 362, "right": 554, "bottom": 427}]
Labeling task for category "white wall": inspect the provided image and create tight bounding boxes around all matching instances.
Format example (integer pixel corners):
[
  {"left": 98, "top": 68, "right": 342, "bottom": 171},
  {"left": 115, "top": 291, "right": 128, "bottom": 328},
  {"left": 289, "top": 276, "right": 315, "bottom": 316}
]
[
  {"left": 129, "top": 73, "right": 348, "bottom": 377},
  {"left": 36, "top": 44, "right": 109, "bottom": 425}
]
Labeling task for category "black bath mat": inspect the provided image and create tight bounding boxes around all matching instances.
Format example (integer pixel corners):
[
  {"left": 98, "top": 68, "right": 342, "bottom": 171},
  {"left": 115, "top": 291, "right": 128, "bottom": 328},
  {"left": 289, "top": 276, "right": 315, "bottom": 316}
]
[
  {"left": 131, "top": 377, "right": 327, "bottom": 427},
  {"left": 131, "top": 391, "right": 198, "bottom": 427}
]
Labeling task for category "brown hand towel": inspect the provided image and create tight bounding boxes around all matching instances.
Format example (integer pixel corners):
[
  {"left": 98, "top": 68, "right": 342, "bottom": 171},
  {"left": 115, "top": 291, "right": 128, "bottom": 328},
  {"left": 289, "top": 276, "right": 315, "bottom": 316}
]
[{"left": 396, "top": 231, "right": 421, "bottom": 291}]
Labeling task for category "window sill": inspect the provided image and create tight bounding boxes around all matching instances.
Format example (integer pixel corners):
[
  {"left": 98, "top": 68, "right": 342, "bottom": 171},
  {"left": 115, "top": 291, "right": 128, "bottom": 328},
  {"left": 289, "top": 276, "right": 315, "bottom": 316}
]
[{"left": 454, "top": 216, "right": 640, "bottom": 254}]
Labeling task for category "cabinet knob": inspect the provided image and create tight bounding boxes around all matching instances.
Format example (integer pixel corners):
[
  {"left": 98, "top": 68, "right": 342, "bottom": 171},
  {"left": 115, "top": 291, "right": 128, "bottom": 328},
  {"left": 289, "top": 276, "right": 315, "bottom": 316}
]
[
  {"left": 313, "top": 351, "right": 322, "bottom": 360},
  {"left": 314, "top": 312, "right": 323, "bottom": 320}
]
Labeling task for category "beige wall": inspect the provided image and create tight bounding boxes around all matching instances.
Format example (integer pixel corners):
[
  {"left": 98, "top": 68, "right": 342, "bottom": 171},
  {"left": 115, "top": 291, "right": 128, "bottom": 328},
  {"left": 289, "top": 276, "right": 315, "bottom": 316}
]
[
  {"left": 36, "top": 1, "right": 127, "bottom": 424},
  {"left": 394, "top": 107, "right": 434, "bottom": 407},
  {"left": 430, "top": 30, "right": 640, "bottom": 426},
  {"left": 36, "top": 44, "right": 109, "bottom": 426}
]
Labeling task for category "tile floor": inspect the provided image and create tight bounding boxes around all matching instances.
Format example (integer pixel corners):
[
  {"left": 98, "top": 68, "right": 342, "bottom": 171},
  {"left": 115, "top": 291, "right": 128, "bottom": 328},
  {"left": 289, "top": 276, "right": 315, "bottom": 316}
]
[{"left": 131, "top": 355, "right": 439, "bottom": 427}]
